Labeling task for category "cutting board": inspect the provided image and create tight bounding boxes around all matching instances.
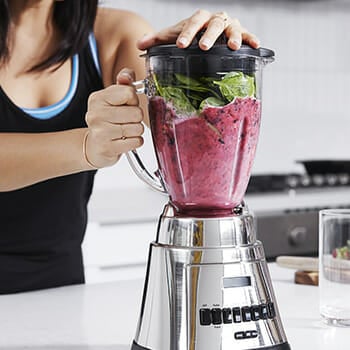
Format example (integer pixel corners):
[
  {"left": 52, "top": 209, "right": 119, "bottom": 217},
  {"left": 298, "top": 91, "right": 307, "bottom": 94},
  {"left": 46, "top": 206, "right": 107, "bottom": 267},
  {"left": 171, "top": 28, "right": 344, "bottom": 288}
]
[{"left": 294, "top": 270, "right": 319, "bottom": 286}]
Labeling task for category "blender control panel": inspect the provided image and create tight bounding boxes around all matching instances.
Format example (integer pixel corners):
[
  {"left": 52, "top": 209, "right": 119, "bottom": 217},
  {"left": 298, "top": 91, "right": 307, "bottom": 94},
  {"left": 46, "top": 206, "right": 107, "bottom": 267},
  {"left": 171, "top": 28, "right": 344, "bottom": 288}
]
[
  {"left": 199, "top": 302, "right": 276, "bottom": 326},
  {"left": 187, "top": 263, "right": 282, "bottom": 347}
]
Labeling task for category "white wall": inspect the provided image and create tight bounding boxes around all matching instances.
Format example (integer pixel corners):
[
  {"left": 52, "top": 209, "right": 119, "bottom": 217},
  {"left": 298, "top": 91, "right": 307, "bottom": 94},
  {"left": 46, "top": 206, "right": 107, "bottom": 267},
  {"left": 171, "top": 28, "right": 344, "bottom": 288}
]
[{"left": 94, "top": 0, "right": 350, "bottom": 192}]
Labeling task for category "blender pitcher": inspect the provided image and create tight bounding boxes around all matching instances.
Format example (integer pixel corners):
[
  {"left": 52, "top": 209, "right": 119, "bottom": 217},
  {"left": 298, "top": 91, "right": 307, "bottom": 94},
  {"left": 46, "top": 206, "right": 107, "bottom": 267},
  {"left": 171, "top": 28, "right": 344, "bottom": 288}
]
[{"left": 128, "top": 40, "right": 274, "bottom": 215}]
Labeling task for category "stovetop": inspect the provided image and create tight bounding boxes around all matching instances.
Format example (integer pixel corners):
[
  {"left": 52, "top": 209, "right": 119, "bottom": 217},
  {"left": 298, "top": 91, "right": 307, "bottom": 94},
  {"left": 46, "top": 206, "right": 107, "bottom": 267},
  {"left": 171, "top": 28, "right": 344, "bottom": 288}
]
[
  {"left": 245, "top": 166, "right": 350, "bottom": 215},
  {"left": 247, "top": 160, "right": 350, "bottom": 194},
  {"left": 247, "top": 172, "right": 350, "bottom": 194}
]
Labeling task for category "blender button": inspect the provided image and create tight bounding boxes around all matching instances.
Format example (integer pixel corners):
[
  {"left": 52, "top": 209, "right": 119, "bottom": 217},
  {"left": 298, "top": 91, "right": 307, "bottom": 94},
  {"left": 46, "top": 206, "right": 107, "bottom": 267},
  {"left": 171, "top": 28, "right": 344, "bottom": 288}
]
[
  {"left": 267, "top": 302, "right": 276, "bottom": 319},
  {"left": 199, "top": 308, "right": 212, "bottom": 326},
  {"left": 222, "top": 308, "right": 232, "bottom": 324},
  {"left": 232, "top": 307, "right": 242, "bottom": 323},
  {"left": 251, "top": 305, "right": 260, "bottom": 321},
  {"left": 234, "top": 331, "right": 245, "bottom": 340},
  {"left": 211, "top": 308, "right": 222, "bottom": 325},
  {"left": 260, "top": 304, "right": 268, "bottom": 319},
  {"left": 241, "top": 306, "right": 252, "bottom": 322}
]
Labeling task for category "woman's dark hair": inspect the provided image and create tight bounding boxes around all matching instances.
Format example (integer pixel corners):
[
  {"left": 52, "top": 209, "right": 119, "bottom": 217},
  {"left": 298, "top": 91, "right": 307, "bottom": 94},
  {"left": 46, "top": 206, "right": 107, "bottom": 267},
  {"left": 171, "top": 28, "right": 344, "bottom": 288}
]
[{"left": 0, "top": 0, "right": 99, "bottom": 71}]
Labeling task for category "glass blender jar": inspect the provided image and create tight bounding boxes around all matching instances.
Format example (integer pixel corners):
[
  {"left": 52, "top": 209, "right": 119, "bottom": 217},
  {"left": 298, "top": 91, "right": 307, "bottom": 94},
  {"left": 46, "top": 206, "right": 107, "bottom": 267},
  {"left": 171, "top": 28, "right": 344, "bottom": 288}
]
[{"left": 129, "top": 38, "right": 274, "bottom": 216}]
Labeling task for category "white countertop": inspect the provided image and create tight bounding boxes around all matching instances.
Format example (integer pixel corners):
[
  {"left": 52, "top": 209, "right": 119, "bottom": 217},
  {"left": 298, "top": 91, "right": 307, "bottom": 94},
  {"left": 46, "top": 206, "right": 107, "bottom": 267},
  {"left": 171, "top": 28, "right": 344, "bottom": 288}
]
[{"left": 0, "top": 264, "right": 348, "bottom": 350}]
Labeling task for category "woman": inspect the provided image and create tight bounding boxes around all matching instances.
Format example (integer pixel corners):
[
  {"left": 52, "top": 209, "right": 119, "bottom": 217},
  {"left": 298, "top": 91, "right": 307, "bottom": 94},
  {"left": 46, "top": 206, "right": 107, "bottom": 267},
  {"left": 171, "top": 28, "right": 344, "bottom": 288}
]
[{"left": 0, "top": 0, "right": 259, "bottom": 294}]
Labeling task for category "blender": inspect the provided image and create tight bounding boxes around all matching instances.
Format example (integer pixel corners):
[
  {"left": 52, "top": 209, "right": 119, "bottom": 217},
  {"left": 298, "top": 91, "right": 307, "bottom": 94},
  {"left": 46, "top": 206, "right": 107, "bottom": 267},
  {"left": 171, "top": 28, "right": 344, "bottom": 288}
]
[{"left": 127, "top": 37, "right": 291, "bottom": 350}]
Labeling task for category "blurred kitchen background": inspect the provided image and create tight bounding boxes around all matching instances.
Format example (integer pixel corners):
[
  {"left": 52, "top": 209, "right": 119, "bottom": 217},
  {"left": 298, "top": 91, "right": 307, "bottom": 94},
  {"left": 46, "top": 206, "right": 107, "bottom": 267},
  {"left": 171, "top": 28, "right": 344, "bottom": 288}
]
[{"left": 82, "top": 0, "right": 350, "bottom": 283}]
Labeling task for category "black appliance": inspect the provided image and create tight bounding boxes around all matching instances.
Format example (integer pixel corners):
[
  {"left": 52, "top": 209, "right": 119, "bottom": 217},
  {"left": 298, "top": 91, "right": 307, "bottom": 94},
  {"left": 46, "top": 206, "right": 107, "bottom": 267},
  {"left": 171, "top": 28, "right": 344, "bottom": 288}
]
[{"left": 247, "top": 160, "right": 350, "bottom": 259}]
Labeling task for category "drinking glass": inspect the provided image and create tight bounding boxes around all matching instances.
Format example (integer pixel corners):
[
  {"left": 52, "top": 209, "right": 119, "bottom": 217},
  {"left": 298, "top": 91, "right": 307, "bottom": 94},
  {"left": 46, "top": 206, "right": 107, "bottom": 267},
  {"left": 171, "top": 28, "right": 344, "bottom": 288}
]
[{"left": 319, "top": 209, "right": 350, "bottom": 326}]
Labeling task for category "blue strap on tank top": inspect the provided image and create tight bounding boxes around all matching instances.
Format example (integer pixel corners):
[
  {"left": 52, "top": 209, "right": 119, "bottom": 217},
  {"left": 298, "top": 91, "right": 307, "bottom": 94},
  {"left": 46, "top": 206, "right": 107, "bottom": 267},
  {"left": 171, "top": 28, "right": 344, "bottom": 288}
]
[
  {"left": 21, "top": 33, "right": 101, "bottom": 120},
  {"left": 88, "top": 33, "right": 102, "bottom": 76}
]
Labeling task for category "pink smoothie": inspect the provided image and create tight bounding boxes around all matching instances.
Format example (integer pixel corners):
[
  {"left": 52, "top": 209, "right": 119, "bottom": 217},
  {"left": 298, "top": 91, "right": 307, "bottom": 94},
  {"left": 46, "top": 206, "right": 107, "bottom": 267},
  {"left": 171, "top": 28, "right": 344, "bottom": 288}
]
[{"left": 149, "top": 96, "right": 261, "bottom": 215}]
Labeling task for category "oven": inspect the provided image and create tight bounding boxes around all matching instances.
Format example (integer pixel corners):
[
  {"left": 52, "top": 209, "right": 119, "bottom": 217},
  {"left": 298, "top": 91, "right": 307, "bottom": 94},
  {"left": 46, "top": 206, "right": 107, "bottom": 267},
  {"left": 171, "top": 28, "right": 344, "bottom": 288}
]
[{"left": 246, "top": 161, "right": 350, "bottom": 259}]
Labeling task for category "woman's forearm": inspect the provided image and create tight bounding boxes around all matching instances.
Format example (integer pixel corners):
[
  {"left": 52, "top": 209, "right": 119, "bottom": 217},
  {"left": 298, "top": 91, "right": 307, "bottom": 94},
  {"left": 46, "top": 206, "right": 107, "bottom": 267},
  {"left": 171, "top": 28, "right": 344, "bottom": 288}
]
[{"left": 0, "top": 128, "right": 92, "bottom": 191}]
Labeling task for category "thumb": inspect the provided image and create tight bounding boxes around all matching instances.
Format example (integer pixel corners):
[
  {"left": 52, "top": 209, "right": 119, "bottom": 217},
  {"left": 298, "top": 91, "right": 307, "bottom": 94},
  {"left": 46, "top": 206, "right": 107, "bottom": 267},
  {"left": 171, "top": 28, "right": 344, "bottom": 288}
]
[{"left": 116, "top": 68, "right": 136, "bottom": 85}]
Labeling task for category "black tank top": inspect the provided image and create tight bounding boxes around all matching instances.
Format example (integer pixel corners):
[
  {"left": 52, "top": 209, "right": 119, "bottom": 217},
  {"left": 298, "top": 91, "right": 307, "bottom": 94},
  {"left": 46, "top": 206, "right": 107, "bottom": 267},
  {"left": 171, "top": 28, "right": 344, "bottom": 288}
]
[{"left": 0, "top": 38, "right": 104, "bottom": 294}]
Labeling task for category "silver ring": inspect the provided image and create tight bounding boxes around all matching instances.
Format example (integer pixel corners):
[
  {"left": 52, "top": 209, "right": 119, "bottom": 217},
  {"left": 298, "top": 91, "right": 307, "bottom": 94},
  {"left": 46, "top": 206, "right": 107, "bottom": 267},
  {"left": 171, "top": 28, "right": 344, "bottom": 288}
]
[
  {"left": 120, "top": 125, "right": 126, "bottom": 139},
  {"left": 213, "top": 12, "right": 229, "bottom": 23}
]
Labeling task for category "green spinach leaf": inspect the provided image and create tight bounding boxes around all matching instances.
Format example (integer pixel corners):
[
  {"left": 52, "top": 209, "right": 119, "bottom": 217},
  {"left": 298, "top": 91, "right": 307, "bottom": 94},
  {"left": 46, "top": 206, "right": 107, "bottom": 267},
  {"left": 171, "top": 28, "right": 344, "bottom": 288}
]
[
  {"left": 213, "top": 72, "right": 255, "bottom": 101},
  {"left": 152, "top": 71, "right": 256, "bottom": 114},
  {"left": 161, "top": 87, "right": 196, "bottom": 114},
  {"left": 199, "top": 97, "right": 226, "bottom": 111}
]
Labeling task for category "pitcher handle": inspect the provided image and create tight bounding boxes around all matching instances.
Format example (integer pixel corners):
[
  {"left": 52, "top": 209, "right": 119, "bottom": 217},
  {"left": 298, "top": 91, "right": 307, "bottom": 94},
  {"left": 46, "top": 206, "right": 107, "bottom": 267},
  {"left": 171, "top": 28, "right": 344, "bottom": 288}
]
[{"left": 125, "top": 80, "right": 167, "bottom": 194}]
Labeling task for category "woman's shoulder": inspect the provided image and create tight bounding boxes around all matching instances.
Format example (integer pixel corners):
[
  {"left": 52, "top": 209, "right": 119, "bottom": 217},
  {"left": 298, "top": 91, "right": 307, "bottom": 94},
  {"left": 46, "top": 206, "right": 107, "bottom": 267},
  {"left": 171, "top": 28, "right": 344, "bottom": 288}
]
[
  {"left": 94, "top": 7, "right": 153, "bottom": 48},
  {"left": 93, "top": 7, "right": 153, "bottom": 85}
]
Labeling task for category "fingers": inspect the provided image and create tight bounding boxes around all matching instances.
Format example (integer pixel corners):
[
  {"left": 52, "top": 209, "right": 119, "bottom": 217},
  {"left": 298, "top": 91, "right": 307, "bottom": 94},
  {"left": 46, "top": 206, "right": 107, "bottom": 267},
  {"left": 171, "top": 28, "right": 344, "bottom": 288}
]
[
  {"left": 103, "top": 122, "right": 145, "bottom": 141},
  {"left": 196, "top": 11, "right": 230, "bottom": 50},
  {"left": 199, "top": 13, "right": 260, "bottom": 51},
  {"left": 87, "top": 105, "right": 143, "bottom": 126},
  {"left": 84, "top": 67, "right": 145, "bottom": 168},
  {"left": 137, "top": 9, "right": 212, "bottom": 50},
  {"left": 88, "top": 68, "right": 138, "bottom": 109},
  {"left": 137, "top": 24, "right": 183, "bottom": 50},
  {"left": 88, "top": 84, "right": 139, "bottom": 108},
  {"left": 84, "top": 130, "right": 144, "bottom": 169},
  {"left": 176, "top": 9, "right": 212, "bottom": 48},
  {"left": 110, "top": 137, "right": 144, "bottom": 155},
  {"left": 224, "top": 18, "right": 244, "bottom": 50},
  {"left": 242, "top": 31, "right": 260, "bottom": 49},
  {"left": 137, "top": 9, "right": 260, "bottom": 51},
  {"left": 86, "top": 110, "right": 143, "bottom": 143},
  {"left": 137, "top": 28, "right": 174, "bottom": 50},
  {"left": 84, "top": 111, "right": 144, "bottom": 168}
]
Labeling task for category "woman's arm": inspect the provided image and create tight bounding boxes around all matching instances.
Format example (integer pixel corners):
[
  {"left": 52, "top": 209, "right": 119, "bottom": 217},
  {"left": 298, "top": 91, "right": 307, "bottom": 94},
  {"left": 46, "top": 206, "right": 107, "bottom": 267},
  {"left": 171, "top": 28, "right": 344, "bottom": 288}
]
[
  {"left": 0, "top": 128, "right": 88, "bottom": 191},
  {"left": 0, "top": 10, "right": 147, "bottom": 191},
  {"left": 0, "top": 78, "right": 144, "bottom": 191}
]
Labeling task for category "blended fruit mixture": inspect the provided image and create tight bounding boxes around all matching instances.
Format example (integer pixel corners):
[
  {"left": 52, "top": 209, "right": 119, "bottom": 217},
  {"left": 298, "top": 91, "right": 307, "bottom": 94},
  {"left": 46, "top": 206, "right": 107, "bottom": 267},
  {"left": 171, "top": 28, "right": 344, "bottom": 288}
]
[{"left": 149, "top": 95, "right": 261, "bottom": 215}]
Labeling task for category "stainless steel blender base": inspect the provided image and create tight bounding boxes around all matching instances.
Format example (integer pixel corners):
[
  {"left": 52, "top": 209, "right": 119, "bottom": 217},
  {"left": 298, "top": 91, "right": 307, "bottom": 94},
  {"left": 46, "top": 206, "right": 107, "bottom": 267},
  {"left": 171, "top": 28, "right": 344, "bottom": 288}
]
[
  {"left": 131, "top": 340, "right": 291, "bottom": 350},
  {"left": 131, "top": 205, "right": 291, "bottom": 350}
]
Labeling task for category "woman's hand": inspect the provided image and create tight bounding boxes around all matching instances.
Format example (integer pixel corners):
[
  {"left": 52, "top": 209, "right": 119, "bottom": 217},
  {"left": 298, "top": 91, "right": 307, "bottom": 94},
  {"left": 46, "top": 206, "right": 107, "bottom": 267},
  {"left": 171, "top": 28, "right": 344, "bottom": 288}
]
[
  {"left": 137, "top": 9, "right": 259, "bottom": 51},
  {"left": 84, "top": 68, "right": 144, "bottom": 169}
]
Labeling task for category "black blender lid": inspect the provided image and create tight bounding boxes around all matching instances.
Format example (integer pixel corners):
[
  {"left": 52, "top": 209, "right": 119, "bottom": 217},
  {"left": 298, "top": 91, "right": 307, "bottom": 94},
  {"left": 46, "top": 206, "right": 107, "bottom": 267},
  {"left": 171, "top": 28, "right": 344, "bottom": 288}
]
[
  {"left": 147, "top": 42, "right": 275, "bottom": 59},
  {"left": 145, "top": 34, "right": 274, "bottom": 75}
]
